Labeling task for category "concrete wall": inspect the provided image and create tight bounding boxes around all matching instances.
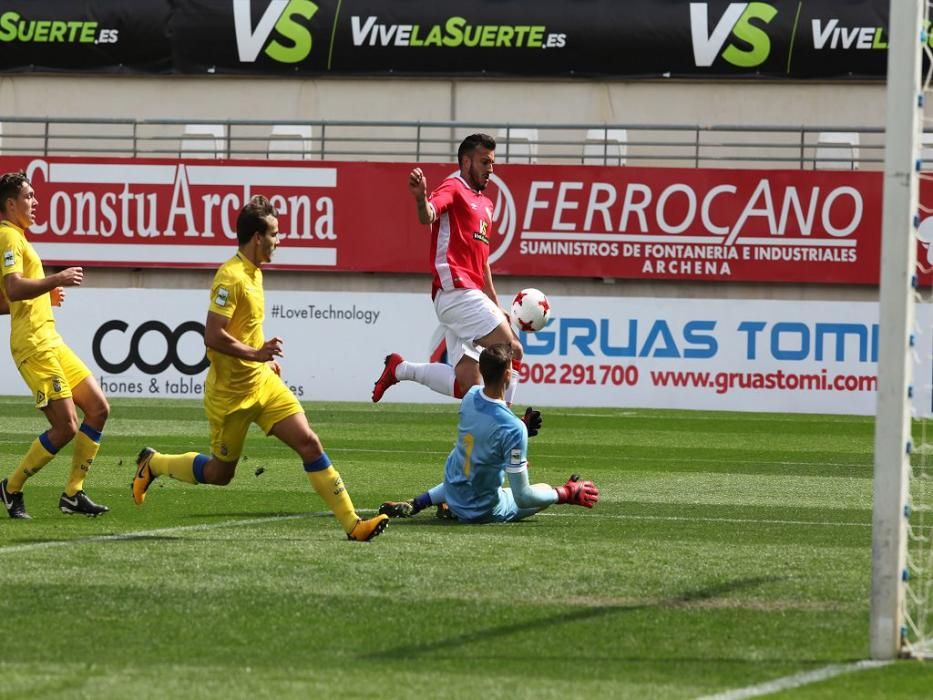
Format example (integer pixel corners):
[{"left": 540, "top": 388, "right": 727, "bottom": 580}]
[{"left": 0, "top": 75, "right": 885, "bottom": 127}]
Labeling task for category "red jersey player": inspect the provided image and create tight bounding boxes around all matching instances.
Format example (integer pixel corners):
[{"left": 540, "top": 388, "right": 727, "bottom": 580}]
[{"left": 372, "top": 134, "right": 524, "bottom": 403}]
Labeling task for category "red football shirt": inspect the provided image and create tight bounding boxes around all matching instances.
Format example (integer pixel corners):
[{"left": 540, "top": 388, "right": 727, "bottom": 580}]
[{"left": 428, "top": 175, "right": 495, "bottom": 299}]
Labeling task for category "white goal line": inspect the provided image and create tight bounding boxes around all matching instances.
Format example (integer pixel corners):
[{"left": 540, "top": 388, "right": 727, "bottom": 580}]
[{"left": 694, "top": 659, "right": 892, "bottom": 700}]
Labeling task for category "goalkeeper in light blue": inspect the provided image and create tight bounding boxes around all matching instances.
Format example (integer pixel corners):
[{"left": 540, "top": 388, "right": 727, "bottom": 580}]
[{"left": 380, "top": 343, "right": 600, "bottom": 523}]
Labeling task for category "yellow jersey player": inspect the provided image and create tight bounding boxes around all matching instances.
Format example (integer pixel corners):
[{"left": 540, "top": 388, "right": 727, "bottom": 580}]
[
  {"left": 132, "top": 195, "right": 388, "bottom": 541},
  {"left": 0, "top": 171, "right": 111, "bottom": 519}
]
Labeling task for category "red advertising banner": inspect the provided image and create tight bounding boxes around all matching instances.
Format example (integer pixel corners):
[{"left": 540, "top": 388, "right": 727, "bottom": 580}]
[
  {"left": 481, "top": 164, "right": 883, "bottom": 285},
  {"left": 0, "top": 156, "right": 889, "bottom": 284}
]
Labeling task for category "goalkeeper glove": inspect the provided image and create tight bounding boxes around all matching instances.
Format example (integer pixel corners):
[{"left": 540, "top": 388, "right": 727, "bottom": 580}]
[
  {"left": 555, "top": 474, "right": 599, "bottom": 508},
  {"left": 520, "top": 406, "right": 542, "bottom": 437}
]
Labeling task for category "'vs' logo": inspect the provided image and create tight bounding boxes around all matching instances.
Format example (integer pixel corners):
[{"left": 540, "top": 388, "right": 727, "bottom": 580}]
[
  {"left": 690, "top": 2, "right": 777, "bottom": 68},
  {"left": 234, "top": 0, "right": 318, "bottom": 64}
]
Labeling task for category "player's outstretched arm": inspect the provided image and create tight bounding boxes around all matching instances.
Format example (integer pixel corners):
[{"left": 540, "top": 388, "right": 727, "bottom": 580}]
[
  {"left": 555, "top": 474, "right": 600, "bottom": 508},
  {"left": 205, "top": 311, "right": 283, "bottom": 362},
  {"left": 507, "top": 467, "right": 558, "bottom": 509},
  {"left": 2, "top": 267, "right": 83, "bottom": 302}
]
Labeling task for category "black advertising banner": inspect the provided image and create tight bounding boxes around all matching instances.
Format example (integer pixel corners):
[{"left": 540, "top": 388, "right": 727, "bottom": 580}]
[
  {"left": 0, "top": 1, "right": 897, "bottom": 79},
  {"left": 167, "top": 0, "right": 895, "bottom": 79},
  {"left": 0, "top": 1, "right": 171, "bottom": 73}
]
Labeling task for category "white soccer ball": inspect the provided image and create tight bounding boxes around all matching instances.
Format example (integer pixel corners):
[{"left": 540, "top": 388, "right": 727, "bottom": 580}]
[{"left": 510, "top": 288, "right": 551, "bottom": 333}]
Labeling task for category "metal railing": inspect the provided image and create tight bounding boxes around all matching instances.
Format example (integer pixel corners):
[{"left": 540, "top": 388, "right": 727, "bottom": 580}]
[{"left": 0, "top": 116, "right": 889, "bottom": 170}]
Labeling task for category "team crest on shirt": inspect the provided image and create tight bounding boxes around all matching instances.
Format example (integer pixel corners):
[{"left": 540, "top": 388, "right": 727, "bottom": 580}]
[
  {"left": 510, "top": 448, "right": 522, "bottom": 465},
  {"left": 52, "top": 378, "right": 62, "bottom": 393},
  {"left": 214, "top": 287, "right": 229, "bottom": 307},
  {"left": 2, "top": 250, "right": 13, "bottom": 268}
]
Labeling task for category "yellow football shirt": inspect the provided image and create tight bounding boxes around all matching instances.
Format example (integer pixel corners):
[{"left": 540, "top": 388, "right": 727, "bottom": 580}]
[
  {"left": 206, "top": 252, "right": 267, "bottom": 396},
  {"left": 0, "top": 220, "right": 63, "bottom": 365}
]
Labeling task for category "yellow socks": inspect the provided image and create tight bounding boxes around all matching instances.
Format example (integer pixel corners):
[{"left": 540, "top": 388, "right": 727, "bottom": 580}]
[
  {"left": 7, "top": 432, "right": 57, "bottom": 492},
  {"left": 150, "top": 452, "right": 201, "bottom": 484},
  {"left": 10, "top": 425, "right": 104, "bottom": 496},
  {"left": 305, "top": 457, "right": 358, "bottom": 532},
  {"left": 65, "top": 425, "right": 102, "bottom": 496}
]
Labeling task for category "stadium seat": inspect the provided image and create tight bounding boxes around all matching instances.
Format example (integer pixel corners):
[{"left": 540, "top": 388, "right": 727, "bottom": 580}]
[
  {"left": 180, "top": 124, "right": 226, "bottom": 159},
  {"left": 498, "top": 128, "right": 538, "bottom": 163},
  {"left": 268, "top": 124, "right": 313, "bottom": 160},
  {"left": 583, "top": 128, "right": 627, "bottom": 165},
  {"left": 814, "top": 131, "right": 859, "bottom": 170}
]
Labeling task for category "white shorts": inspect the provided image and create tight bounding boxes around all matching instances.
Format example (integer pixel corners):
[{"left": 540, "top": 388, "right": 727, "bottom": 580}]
[{"left": 433, "top": 288, "right": 505, "bottom": 367}]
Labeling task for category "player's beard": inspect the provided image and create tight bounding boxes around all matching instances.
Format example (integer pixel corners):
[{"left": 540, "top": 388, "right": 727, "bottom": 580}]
[{"left": 469, "top": 165, "right": 489, "bottom": 191}]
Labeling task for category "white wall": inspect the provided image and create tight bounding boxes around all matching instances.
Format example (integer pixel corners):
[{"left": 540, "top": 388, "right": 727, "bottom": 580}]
[{"left": 0, "top": 74, "right": 885, "bottom": 128}]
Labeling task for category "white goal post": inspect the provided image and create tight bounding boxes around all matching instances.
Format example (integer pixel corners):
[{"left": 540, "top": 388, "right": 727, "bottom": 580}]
[{"left": 870, "top": 0, "right": 925, "bottom": 661}]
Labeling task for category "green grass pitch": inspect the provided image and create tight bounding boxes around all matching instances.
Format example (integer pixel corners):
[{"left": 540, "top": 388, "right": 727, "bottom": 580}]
[{"left": 1, "top": 396, "right": 931, "bottom": 699}]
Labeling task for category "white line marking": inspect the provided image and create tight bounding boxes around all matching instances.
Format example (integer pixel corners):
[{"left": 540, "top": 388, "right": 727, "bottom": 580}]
[
  {"left": 541, "top": 510, "right": 871, "bottom": 528},
  {"left": 0, "top": 510, "right": 353, "bottom": 554},
  {"left": 335, "top": 446, "right": 869, "bottom": 469},
  {"left": 694, "top": 659, "right": 891, "bottom": 700},
  {"left": 0, "top": 508, "right": 873, "bottom": 556}
]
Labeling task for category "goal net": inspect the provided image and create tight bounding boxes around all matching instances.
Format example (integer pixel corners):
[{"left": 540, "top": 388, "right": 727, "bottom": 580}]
[
  {"left": 872, "top": 0, "right": 932, "bottom": 661},
  {"left": 904, "top": 0, "right": 933, "bottom": 660}
]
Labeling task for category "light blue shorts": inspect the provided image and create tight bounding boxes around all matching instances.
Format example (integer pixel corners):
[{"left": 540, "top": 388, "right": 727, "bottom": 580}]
[{"left": 452, "top": 488, "right": 544, "bottom": 524}]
